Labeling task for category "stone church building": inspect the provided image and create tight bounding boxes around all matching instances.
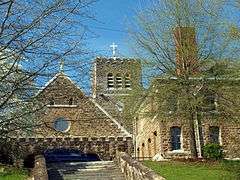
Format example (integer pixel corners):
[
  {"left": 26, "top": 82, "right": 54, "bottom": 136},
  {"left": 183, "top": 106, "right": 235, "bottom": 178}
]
[
  {"left": 18, "top": 27, "right": 239, "bottom": 162},
  {"left": 36, "top": 56, "right": 141, "bottom": 137},
  {"left": 26, "top": 57, "right": 141, "bottom": 159}
]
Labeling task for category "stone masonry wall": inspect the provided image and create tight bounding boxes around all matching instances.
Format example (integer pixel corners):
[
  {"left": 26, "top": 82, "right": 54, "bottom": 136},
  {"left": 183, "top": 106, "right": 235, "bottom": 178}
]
[
  {"left": 8, "top": 137, "right": 133, "bottom": 162},
  {"left": 202, "top": 119, "right": 240, "bottom": 159},
  {"left": 136, "top": 113, "right": 240, "bottom": 159},
  {"left": 135, "top": 115, "right": 161, "bottom": 159},
  {"left": 32, "top": 155, "right": 48, "bottom": 180},
  {"left": 92, "top": 57, "right": 142, "bottom": 97},
  {"left": 136, "top": 114, "right": 192, "bottom": 160},
  {"left": 91, "top": 57, "right": 142, "bottom": 133},
  {"left": 36, "top": 73, "right": 129, "bottom": 137},
  {"left": 115, "top": 151, "right": 165, "bottom": 180}
]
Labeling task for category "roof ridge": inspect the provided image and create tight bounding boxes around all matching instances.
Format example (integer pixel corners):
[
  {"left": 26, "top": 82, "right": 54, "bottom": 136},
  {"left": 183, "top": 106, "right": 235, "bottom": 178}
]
[
  {"left": 90, "top": 98, "right": 132, "bottom": 137},
  {"left": 36, "top": 72, "right": 84, "bottom": 96}
]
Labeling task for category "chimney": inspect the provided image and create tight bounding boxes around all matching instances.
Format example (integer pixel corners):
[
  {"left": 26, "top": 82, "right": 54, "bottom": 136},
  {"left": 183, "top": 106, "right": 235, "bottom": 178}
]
[{"left": 174, "top": 27, "right": 198, "bottom": 76}]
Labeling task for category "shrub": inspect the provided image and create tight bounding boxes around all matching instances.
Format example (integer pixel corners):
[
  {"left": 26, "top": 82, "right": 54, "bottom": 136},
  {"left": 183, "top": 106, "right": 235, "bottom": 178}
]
[{"left": 203, "top": 143, "right": 223, "bottom": 160}]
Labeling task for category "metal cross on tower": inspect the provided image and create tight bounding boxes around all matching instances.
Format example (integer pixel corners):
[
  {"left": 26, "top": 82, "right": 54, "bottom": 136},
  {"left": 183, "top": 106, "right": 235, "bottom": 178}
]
[
  {"left": 110, "top": 43, "right": 118, "bottom": 58},
  {"left": 60, "top": 58, "right": 64, "bottom": 73}
]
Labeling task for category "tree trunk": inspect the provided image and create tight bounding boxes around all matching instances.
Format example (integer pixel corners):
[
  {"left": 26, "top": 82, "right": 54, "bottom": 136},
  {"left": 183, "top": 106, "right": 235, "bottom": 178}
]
[{"left": 188, "top": 111, "right": 198, "bottom": 158}]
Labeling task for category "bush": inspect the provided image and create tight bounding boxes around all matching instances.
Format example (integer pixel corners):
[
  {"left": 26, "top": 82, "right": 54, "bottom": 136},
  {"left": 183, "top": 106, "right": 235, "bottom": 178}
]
[{"left": 203, "top": 143, "right": 223, "bottom": 160}]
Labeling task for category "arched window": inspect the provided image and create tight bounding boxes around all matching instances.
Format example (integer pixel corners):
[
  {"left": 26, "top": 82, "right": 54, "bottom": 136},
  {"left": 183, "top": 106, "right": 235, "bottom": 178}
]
[
  {"left": 107, "top": 73, "right": 114, "bottom": 89},
  {"left": 125, "top": 73, "right": 131, "bottom": 88},
  {"left": 148, "top": 138, "right": 151, "bottom": 143},
  {"left": 170, "top": 127, "right": 181, "bottom": 150},
  {"left": 69, "top": 98, "right": 73, "bottom": 105},
  {"left": 116, "top": 73, "right": 123, "bottom": 88},
  {"left": 153, "top": 131, "right": 157, "bottom": 136}
]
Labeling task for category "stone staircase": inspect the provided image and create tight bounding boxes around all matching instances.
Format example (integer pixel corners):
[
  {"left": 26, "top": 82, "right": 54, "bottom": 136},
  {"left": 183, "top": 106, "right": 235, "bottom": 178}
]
[{"left": 47, "top": 161, "right": 126, "bottom": 180}]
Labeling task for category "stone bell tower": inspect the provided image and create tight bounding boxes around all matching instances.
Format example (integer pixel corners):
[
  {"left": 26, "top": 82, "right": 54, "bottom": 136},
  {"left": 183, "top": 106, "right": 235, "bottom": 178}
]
[
  {"left": 91, "top": 44, "right": 142, "bottom": 131},
  {"left": 91, "top": 57, "right": 142, "bottom": 99}
]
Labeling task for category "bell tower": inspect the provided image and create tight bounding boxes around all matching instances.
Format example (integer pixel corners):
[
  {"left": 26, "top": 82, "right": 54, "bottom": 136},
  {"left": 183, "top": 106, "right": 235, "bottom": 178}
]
[{"left": 91, "top": 57, "right": 142, "bottom": 98}]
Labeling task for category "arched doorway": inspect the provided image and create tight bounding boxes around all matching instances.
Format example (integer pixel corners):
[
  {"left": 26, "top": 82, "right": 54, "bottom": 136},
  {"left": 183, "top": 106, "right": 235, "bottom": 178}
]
[{"left": 44, "top": 148, "right": 101, "bottom": 163}]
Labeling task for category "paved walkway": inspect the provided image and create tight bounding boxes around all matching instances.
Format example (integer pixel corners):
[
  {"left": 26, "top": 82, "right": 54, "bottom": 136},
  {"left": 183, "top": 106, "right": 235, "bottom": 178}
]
[{"left": 47, "top": 161, "right": 126, "bottom": 180}]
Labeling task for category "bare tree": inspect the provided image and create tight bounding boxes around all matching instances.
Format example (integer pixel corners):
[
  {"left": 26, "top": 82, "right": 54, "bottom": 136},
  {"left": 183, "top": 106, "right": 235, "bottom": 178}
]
[
  {"left": 0, "top": 0, "right": 97, "bottom": 137},
  {"left": 129, "top": 0, "right": 240, "bottom": 158}
]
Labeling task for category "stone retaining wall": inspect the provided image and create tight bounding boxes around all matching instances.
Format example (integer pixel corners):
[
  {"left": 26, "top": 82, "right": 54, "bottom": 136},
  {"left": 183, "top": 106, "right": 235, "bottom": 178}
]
[
  {"left": 33, "top": 155, "right": 48, "bottom": 180},
  {"left": 5, "top": 136, "right": 132, "bottom": 162},
  {"left": 115, "top": 151, "right": 165, "bottom": 180}
]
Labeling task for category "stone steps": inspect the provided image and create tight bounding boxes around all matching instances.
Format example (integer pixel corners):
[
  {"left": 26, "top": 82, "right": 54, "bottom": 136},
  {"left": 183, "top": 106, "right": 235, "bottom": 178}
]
[{"left": 47, "top": 161, "right": 125, "bottom": 180}]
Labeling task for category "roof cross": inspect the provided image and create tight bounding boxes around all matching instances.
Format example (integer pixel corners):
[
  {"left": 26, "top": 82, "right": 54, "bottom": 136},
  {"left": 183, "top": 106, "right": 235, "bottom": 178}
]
[
  {"left": 110, "top": 42, "right": 118, "bottom": 58},
  {"left": 60, "top": 58, "right": 64, "bottom": 73}
]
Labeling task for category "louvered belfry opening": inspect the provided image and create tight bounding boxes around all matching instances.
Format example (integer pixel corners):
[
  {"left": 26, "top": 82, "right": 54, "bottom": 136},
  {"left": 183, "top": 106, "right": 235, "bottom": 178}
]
[
  {"left": 107, "top": 73, "right": 114, "bottom": 89},
  {"left": 125, "top": 74, "right": 131, "bottom": 88},
  {"left": 116, "top": 73, "right": 123, "bottom": 89}
]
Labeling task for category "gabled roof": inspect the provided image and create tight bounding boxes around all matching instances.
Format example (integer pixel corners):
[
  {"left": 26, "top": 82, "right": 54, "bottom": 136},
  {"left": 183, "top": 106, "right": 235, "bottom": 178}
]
[
  {"left": 36, "top": 72, "right": 84, "bottom": 96},
  {"left": 36, "top": 72, "right": 132, "bottom": 137}
]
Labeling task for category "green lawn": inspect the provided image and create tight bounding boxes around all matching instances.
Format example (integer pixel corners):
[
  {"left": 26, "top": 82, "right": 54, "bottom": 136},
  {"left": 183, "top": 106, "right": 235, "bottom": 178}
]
[
  {"left": 0, "top": 166, "right": 29, "bottom": 180},
  {"left": 143, "top": 160, "right": 240, "bottom": 180}
]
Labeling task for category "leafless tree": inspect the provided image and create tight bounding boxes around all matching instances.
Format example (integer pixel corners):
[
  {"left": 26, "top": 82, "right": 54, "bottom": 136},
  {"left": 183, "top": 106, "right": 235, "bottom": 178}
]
[{"left": 0, "top": 0, "right": 97, "bottom": 137}]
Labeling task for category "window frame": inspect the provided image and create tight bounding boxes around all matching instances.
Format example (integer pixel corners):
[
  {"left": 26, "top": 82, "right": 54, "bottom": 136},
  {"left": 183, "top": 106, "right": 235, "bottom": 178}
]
[
  {"left": 125, "top": 73, "right": 131, "bottom": 89},
  {"left": 107, "top": 73, "right": 115, "bottom": 89},
  {"left": 115, "top": 73, "right": 123, "bottom": 89},
  {"left": 209, "top": 126, "right": 221, "bottom": 145},
  {"left": 170, "top": 126, "right": 182, "bottom": 151},
  {"left": 53, "top": 117, "right": 71, "bottom": 133}
]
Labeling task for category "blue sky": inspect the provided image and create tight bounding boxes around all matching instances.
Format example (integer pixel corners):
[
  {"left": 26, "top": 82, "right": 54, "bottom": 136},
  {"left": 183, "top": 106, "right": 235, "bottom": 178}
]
[
  {"left": 37, "top": 1, "right": 150, "bottom": 94},
  {"left": 86, "top": 0, "right": 144, "bottom": 58}
]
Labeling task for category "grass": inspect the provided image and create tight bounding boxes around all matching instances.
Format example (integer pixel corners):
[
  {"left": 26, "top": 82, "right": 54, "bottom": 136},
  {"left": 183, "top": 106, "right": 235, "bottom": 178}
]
[
  {"left": 143, "top": 160, "right": 240, "bottom": 180},
  {"left": 0, "top": 165, "right": 29, "bottom": 180}
]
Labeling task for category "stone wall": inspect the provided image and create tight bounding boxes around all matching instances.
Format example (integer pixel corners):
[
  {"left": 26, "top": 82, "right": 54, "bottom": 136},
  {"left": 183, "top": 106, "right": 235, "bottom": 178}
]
[
  {"left": 32, "top": 155, "right": 48, "bottom": 180},
  {"left": 92, "top": 57, "right": 142, "bottom": 97},
  {"left": 36, "top": 73, "right": 130, "bottom": 138},
  {"left": 7, "top": 136, "right": 133, "bottom": 162},
  {"left": 202, "top": 119, "right": 240, "bottom": 159},
  {"left": 135, "top": 115, "right": 161, "bottom": 159},
  {"left": 115, "top": 151, "right": 165, "bottom": 180},
  {"left": 91, "top": 57, "right": 142, "bottom": 133},
  {"left": 136, "top": 113, "right": 240, "bottom": 159},
  {"left": 135, "top": 114, "right": 192, "bottom": 160}
]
